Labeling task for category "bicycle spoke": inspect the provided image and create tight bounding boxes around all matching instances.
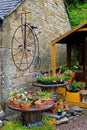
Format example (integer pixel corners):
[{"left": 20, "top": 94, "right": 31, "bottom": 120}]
[
  {"left": 26, "top": 42, "right": 33, "bottom": 48},
  {"left": 26, "top": 49, "right": 34, "bottom": 57},
  {"left": 13, "top": 36, "right": 23, "bottom": 46},
  {"left": 19, "top": 50, "right": 25, "bottom": 69},
  {"left": 13, "top": 50, "right": 22, "bottom": 56},
  {"left": 24, "top": 51, "right": 29, "bottom": 68}
]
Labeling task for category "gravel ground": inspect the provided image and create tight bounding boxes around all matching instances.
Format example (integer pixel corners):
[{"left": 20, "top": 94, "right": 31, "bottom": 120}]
[{"left": 56, "top": 109, "right": 87, "bottom": 130}]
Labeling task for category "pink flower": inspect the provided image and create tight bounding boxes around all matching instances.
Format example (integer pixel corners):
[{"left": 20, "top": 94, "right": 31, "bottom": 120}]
[{"left": 28, "top": 90, "right": 34, "bottom": 94}]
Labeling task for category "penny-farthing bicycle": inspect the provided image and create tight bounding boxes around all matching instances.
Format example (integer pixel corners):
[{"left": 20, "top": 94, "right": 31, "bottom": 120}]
[{"left": 11, "top": 12, "right": 41, "bottom": 71}]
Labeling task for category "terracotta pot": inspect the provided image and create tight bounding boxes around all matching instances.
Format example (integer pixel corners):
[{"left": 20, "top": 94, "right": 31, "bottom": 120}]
[
  {"left": 21, "top": 104, "right": 31, "bottom": 110},
  {"left": 64, "top": 103, "right": 69, "bottom": 110},
  {"left": 45, "top": 98, "right": 52, "bottom": 105},
  {"left": 35, "top": 102, "right": 44, "bottom": 109},
  {"left": 14, "top": 101, "right": 21, "bottom": 108},
  {"left": 9, "top": 98, "right": 14, "bottom": 105},
  {"left": 72, "top": 72, "right": 76, "bottom": 78},
  {"left": 41, "top": 99, "right": 47, "bottom": 105},
  {"left": 21, "top": 101, "right": 33, "bottom": 110},
  {"left": 53, "top": 102, "right": 58, "bottom": 108},
  {"left": 67, "top": 79, "right": 72, "bottom": 85},
  {"left": 51, "top": 108, "right": 56, "bottom": 114}
]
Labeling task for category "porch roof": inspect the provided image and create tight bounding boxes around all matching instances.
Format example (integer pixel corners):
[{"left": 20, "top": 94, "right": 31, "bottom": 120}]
[{"left": 51, "top": 20, "right": 87, "bottom": 45}]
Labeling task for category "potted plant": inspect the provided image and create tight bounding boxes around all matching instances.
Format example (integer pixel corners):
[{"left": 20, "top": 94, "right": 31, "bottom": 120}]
[
  {"left": 56, "top": 106, "right": 63, "bottom": 115},
  {"left": 13, "top": 98, "right": 22, "bottom": 108},
  {"left": 51, "top": 75, "right": 58, "bottom": 84},
  {"left": 34, "top": 99, "right": 44, "bottom": 109},
  {"left": 37, "top": 76, "right": 52, "bottom": 85},
  {"left": 59, "top": 66, "right": 69, "bottom": 73},
  {"left": 66, "top": 80, "right": 83, "bottom": 103},
  {"left": 63, "top": 74, "right": 72, "bottom": 85},
  {"left": 69, "top": 80, "right": 83, "bottom": 92},
  {"left": 21, "top": 100, "right": 33, "bottom": 110},
  {"left": 9, "top": 97, "right": 14, "bottom": 105},
  {"left": 44, "top": 92, "right": 53, "bottom": 105},
  {"left": 64, "top": 69, "right": 72, "bottom": 77},
  {"left": 57, "top": 74, "right": 65, "bottom": 84}
]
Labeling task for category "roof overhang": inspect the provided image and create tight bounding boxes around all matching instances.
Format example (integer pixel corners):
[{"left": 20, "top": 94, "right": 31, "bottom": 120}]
[{"left": 51, "top": 20, "right": 87, "bottom": 45}]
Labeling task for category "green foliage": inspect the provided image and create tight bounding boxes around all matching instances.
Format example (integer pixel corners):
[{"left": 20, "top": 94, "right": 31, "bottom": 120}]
[
  {"left": 2, "top": 119, "right": 55, "bottom": 130},
  {"left": 42, "top": 115, "right": 51, "bottom": 121},
  {"left": 69, "top": 80, "right": 83, "bottom": 92},
  {"left": 37, "top": 75, "right": 59, "bottom": 84},
  {"left": 30, "top": 123, "right": 55, "bottom": 130},
  {"left": 59, "top": 66, "right": 69, "bottom": 73},
  {"left": 2, "top": 119, "right": 28, "bottom": 130},
  {"left": 66, "top": 0, "right": 87, "bottom": 6},
  {"left": 66, "top": 0, "right": 87, "bottom": 28},
  {"left": 56, "top": 106, "right": 63, "bottom": 112},
  {"left": 37, "top": 77, "right": 52, "bottom": 84}
]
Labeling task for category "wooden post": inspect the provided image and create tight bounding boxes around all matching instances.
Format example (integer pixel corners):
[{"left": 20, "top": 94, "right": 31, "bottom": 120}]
[
  {"left": 85, "top": 37, "right": 87, "bottom": 89},
  {"left": 51, "top": 43, "right": 56, "bottom": 75}
]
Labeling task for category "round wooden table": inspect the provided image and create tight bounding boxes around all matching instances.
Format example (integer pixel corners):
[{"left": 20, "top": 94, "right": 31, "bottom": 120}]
[
  {"left": 8, "top": 102, "right": 54, "bottom": 126},
  {"left": 32, "top": 82, "right": 68, "bottom": 101}
]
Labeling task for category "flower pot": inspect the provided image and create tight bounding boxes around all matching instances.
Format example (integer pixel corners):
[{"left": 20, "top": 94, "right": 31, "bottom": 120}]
[
  {"left": 66, "top": 90, "right": 81, "bottom": 103},
  {"left": 57, "top": 111, "right": 62, "bottom": 115},
  {"left": 45, "top": 98, "right": 52, "bottom": 105},
  {"left": 67, "top": 79, "right": 72, "bottom": 85},
  {"left": 35, "top": 102, "right": 44, "bottom": 109},
  {"left": 21, "top": 104, "right": 31, "bottom": 110},
  {"left": 9, "top": 98, "right": 14, "bottom": 105},
  {"left": 21, "top": 101, "right": 33, "bottom": 110},
  {"left": 64, "top": 103, "right": 69, "bottom": 110},
  {"left": 41, "top": 99, "right": 47, "bottom": 105},
  {"left": 14, "top": 101, "right": 21, "bottom": 108},
  {"left": 71, "top": 72, "right": 76, "bottom": 78},
  {"left": 53, "top": 102, "right": 58, "bottom": 108},
  {"left": 51, "top": 108, "right": 56, "bottom": 114}
]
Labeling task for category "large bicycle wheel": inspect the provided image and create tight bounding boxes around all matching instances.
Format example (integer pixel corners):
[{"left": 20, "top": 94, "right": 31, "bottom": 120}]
[{"left": 11, "top": 24, "right": 36, "bottom": 71}]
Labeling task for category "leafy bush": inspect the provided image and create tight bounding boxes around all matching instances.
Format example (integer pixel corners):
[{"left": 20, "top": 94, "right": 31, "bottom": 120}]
[
  {"left": 2, "top": 119, "right": 55, "bottom": 130},
  {"left": 2, "top": 119, "right": 28, "bottom": 130},
  {"left": 69, "top": 80, "right": 83, "bottom": 92},
  {"left": 30, "top": 123, "right": 55, "bottom": 130},
  {"left": 66, "top": 1, "right": 87, "bottom": 28}
]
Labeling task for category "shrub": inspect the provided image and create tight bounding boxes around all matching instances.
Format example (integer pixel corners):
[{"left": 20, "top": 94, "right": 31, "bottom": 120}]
[{"left": 2, "top": 118, "right": 55, "bottom": 130}]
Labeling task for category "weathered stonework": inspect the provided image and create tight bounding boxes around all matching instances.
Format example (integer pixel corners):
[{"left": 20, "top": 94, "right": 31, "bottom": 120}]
[{"left": 0, "top": 0, "right": 71, "bottom": 101}]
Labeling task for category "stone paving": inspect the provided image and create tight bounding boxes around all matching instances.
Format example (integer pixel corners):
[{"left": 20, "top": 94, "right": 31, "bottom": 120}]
[{"left": 56, "top": 109, "right": 87, "bottom": 130}]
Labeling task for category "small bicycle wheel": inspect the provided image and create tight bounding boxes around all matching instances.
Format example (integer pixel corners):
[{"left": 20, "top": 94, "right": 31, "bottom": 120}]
[{"left": 11, "top": 24, "right": 36, "bottom": 71}]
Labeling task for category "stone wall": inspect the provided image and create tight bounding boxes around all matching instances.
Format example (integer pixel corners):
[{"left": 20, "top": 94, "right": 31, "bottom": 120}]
[{"left": 0, "top": 0, "right": 71, "bottom": 101}]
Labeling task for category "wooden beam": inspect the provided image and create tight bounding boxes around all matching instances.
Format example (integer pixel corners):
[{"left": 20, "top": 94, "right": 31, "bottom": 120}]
[
  {"left": 51, "top": 43, "right": 56, "bottom": 75},
  {"left": 77, "top": 28, "right": 87, "bottom": 31}
]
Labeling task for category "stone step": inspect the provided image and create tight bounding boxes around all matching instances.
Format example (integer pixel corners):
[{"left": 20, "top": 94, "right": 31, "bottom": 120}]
[
  {"left": 42, "top": 111, "right": 66, "bottom": 120},
  {"left": 56, "top": 116, "right": 69, "bottom": 125}
]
